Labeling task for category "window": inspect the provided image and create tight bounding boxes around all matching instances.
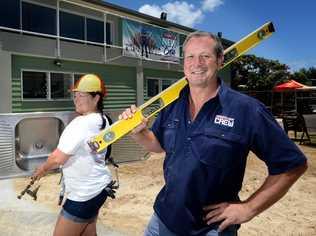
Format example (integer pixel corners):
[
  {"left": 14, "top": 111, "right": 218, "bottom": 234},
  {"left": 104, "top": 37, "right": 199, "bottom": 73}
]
[
  {"left": 162, "top": 80, "right": 174, "bottom": 90},
  {"left": 1, "top": 0, "right": 115, "bottom": 46},
  {"left": 22, "top": 71, "right": 79, "bottom": 100},
  {"left": 51, "top": 73, "right": 72, "bottom": 99},
  {"left": 60, "top": 11, "right": 84, "bottom": 40},
  {"left": 147, "top": 78, "right": 176, "bottom": 97},
  {"left": 87, "top": 18, "right": 104, "bottom": 43},
  {"left": 22, "top": 2, "right": 56, "bottom": 35},
  {"left": 87, "top": 20, "right": 113, "bottom": 44},
  {"left": 23, "top": 71, "right": 48, "bottom": 99},
  {"left": 147, "top": 79, "right": 159, "bottom": 97},
  {"left": 0, "top": 0, "right": 116, "bottom": 48},
  {"left": 74, "top": 73, "right": 84, "bottom": 83},
  {"left": 106, "top": 22, "right": 112, "bottom": 45},
  {"left": 0, "top": 0, "right": 20, "bottom": 29}
]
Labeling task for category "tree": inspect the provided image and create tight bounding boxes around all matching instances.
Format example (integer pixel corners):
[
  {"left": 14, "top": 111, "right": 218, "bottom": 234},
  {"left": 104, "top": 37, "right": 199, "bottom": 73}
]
[
  {"left": 231, "top": 55, "right": 291, "bottom": 90},
  {"left": 291, "top": 67, "right": 316, "bottom": 85},
  {"left": 290, "top": 69, "right": 308, "bottom": 84},
  {"left": 307, "top": 67, "right": 316, "bottom": 80}
]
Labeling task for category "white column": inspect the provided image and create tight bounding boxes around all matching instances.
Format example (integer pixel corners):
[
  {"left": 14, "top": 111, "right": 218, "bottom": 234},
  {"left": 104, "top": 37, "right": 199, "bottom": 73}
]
[{"left": 136, "top": 64, "right": 144, "bottom": 106}]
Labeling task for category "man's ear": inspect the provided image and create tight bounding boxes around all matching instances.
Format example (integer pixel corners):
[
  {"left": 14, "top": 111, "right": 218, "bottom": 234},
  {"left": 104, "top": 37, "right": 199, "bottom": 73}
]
[{"left": 218, "top": 54, "right": 224, "bottom": 67}]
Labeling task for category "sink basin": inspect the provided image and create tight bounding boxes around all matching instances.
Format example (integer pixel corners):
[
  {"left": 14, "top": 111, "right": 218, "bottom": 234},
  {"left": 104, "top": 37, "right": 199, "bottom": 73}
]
[{"left": 15, "top": 117, "right": 64, "bottom": 171}]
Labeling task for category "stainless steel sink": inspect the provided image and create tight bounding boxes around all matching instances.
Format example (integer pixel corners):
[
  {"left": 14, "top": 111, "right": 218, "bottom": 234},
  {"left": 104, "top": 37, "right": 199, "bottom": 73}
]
[
  {"left": 0, "top": 112, "right": 76, "bottom": 179},
  {"left": 15, "top": 117, "right": 64, "bottom": 171}
]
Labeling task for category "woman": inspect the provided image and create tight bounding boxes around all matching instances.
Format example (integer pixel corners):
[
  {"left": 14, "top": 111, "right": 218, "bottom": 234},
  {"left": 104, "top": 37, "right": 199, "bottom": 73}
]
[{"left": 33, "top": 74, "right": 112, "bottom": 236}]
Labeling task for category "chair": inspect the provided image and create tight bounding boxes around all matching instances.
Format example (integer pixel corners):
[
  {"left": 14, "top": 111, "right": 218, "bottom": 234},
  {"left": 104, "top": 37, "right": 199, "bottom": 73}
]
[
  {"left": 300, "top": 114, "right": 316, "bottom": 144},
  {"left": 282, "top": 113, "right": 301, "bottom": 139}
]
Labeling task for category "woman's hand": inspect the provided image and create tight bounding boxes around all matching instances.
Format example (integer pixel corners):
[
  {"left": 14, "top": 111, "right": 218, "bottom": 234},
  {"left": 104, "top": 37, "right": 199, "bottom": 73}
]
[{"left": 32, "top": 164, "right": 47, "bottom": 180}]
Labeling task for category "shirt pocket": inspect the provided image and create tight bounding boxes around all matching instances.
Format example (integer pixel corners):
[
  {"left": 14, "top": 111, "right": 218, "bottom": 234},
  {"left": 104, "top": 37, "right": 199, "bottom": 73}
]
[
  {"left": 193, "top": 128, "right": 246, "bottom": 169},
  {"left": 161, "top": 119, "right": 179, "bottom": 154}
]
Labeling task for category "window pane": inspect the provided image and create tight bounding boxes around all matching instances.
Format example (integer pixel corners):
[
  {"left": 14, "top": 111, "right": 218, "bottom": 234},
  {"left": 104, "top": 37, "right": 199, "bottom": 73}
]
[
  {"left": 106, "top": 22, "right": 112, "bottom": 44},
  {"left": 51, "top": 73, "right": 72, "bottom": 99},
  {"left": 147, "top": 79, "right": 159, "bottom": 97},
  {"left": 0, "top": 0, "right": 20, "bottom": 29},
  {"left": 74, "top": 74, "right": 84, "bottom": 83},
  {"left": 22, "top": 2, "right": 56, "bottom": 35},
  {"left": 23, "top": 71, "right": 47, "bottom": 99},
  {"left": 162, "top": 80, "right": 174, "bottom": 90},
  {"left": 87, "top": 18, "right": 104, "bottom": 43},
  {"left": 60, "top": 11, "right": 84, "bottom": 40}
]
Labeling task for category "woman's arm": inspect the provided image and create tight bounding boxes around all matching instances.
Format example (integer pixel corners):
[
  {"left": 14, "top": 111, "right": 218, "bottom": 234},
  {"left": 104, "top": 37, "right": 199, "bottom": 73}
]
[{"left": 33, "top": 148, "right": 70, "bottom": 180}]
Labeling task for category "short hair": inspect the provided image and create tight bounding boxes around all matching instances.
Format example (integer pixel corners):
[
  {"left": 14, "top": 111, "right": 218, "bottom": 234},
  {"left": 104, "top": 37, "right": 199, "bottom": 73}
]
[{"left": 183, "top": 31, "right": 224, "bottom": 59}]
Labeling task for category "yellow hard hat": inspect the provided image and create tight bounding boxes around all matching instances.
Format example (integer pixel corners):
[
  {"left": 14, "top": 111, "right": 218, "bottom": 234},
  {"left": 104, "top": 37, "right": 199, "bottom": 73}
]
[{"left": 72, "top": 74, "right": 106, "bottom": 96}]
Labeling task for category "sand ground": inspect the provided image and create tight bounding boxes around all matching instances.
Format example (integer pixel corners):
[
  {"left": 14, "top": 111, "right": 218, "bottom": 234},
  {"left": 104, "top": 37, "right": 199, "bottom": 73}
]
[{"left": 3, "top": 143, "right": 316, "bottom": 236}]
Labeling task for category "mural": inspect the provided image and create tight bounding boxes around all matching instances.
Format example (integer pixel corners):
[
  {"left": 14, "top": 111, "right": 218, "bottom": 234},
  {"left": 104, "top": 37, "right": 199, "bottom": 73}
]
[{"left": 122, "top": 19, "right": 180, "bottom": 63}]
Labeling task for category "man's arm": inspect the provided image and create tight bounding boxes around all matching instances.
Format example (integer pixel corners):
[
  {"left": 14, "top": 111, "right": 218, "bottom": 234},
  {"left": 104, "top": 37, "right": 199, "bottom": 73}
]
[
  {"left": 119, "top": 105, "right": 164, "bottom": 153},
  {"left": 203, "top": 162, "right": 307, "bottom": 231}
]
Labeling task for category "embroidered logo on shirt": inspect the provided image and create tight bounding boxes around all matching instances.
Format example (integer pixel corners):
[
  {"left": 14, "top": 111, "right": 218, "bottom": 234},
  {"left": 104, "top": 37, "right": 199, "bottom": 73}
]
[{"left": 214, "top": 115, "right": 234, "bottom": 127}]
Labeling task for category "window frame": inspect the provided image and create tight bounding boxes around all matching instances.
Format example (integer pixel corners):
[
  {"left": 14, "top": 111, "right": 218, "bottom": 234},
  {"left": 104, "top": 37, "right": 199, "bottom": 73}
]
[
  {"left": 21, "top": 69, "right": 88, "bottom": 101},
  {"left": 1, "top": 0, "right": 116, "bottom": 46},
  {"left": 21, "top": 0, "right": 57, "bottom": 35},
  {"left": 59, "top": 8, "right": 115, "bottom": 46},
  {"left": 59, "top": 10, "right": 85, "bottom": 41},
  {"left": 0, "top": 0, "right": 21, "bottom": 29},
  {"left": 146, "top": 77, "right": 177, "bottom": 97},
  {"left": 86, "top": 17, "right": 104, "bottom": 44},
  {"left": 105, "top": 20, "right": 114, "bottom": 45},
  {"left": 21, "top": 70, "right": 49, "bottom": 100}
]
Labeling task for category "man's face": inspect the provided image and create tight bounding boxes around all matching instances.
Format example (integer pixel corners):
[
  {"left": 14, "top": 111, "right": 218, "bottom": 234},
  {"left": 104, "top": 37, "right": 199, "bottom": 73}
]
[{"left": 184, "top": 36, "right": 223, "bottom": 88}]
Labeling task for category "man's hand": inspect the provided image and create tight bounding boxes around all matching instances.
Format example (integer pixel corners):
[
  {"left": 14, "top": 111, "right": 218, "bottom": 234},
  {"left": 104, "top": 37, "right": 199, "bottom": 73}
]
[
  {"left": 118, "top": 105, "right": 164, "bottom": 153},
  {"left": 203, "top": 164, "right": 307, "bottom": 232},
  {"left": 203, "top": 202, "right": 253, "bottom": 232},
  {"left": 118, "top": 105, "right": 149, "bottom": 135}
]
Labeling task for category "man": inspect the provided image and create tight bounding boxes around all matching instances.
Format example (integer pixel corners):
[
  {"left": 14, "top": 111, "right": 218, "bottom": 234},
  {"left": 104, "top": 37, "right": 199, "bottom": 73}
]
[
  {"left": 140, "top": 28, "right": 150, "bottom": 58},
  {"left": 120, "top": 31, "right": 307, "bottom": 235}
]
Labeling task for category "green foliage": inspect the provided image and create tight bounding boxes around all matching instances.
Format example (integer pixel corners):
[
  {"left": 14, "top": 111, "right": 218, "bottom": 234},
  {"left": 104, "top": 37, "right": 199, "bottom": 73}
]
[
  {"left": 290, "top": 67, "right": 316, "bottom": 85},
  {"left": 231, "top": 55, "right": 313, "bottom": 91},
  {"left": 291, "top": 70, "right": 308, "bottom": 84}
]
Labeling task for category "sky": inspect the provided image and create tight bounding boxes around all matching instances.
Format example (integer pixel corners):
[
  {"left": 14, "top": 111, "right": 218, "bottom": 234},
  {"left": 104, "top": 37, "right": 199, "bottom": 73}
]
[{"left": 105, "top": 0, "right": 316, "bottom": 72}]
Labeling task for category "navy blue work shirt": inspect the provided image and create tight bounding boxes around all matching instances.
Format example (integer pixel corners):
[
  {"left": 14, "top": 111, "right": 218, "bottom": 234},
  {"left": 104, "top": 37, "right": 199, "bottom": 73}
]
[{"left": 151, "top": 80, "right": 307, "bottom": 235}]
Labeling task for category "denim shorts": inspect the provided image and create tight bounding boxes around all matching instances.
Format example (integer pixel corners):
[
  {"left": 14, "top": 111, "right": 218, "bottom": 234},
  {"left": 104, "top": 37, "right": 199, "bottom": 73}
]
[{"left": 61, "top": 188, "right": 108, "bottom": 223}]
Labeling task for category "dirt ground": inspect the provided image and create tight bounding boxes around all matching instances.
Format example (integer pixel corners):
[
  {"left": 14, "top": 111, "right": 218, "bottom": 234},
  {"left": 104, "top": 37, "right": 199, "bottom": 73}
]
[{"left": 11, "top": 143, "right": 316, "bottom": 236}]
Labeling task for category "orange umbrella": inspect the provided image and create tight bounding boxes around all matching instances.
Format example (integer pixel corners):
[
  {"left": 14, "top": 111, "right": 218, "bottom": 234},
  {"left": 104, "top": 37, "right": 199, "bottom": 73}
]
[{"left": 273, "top": 80, "right": 306, "bottom": 92}]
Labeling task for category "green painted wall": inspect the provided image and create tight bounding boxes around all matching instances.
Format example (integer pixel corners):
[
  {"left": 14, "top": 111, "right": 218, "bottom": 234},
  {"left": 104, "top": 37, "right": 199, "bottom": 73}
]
[
  {"left": 12, "top": 55, "right": 136, "bottom": 112},
  {"left": 144, "top": 68, "right": 183, "bottom": 79}
]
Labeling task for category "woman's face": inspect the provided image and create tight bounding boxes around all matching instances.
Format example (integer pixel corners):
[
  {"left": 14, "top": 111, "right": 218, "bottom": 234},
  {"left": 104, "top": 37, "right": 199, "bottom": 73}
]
[{"left": 73, "top": 92, "right": 99, "bottom": 115}]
